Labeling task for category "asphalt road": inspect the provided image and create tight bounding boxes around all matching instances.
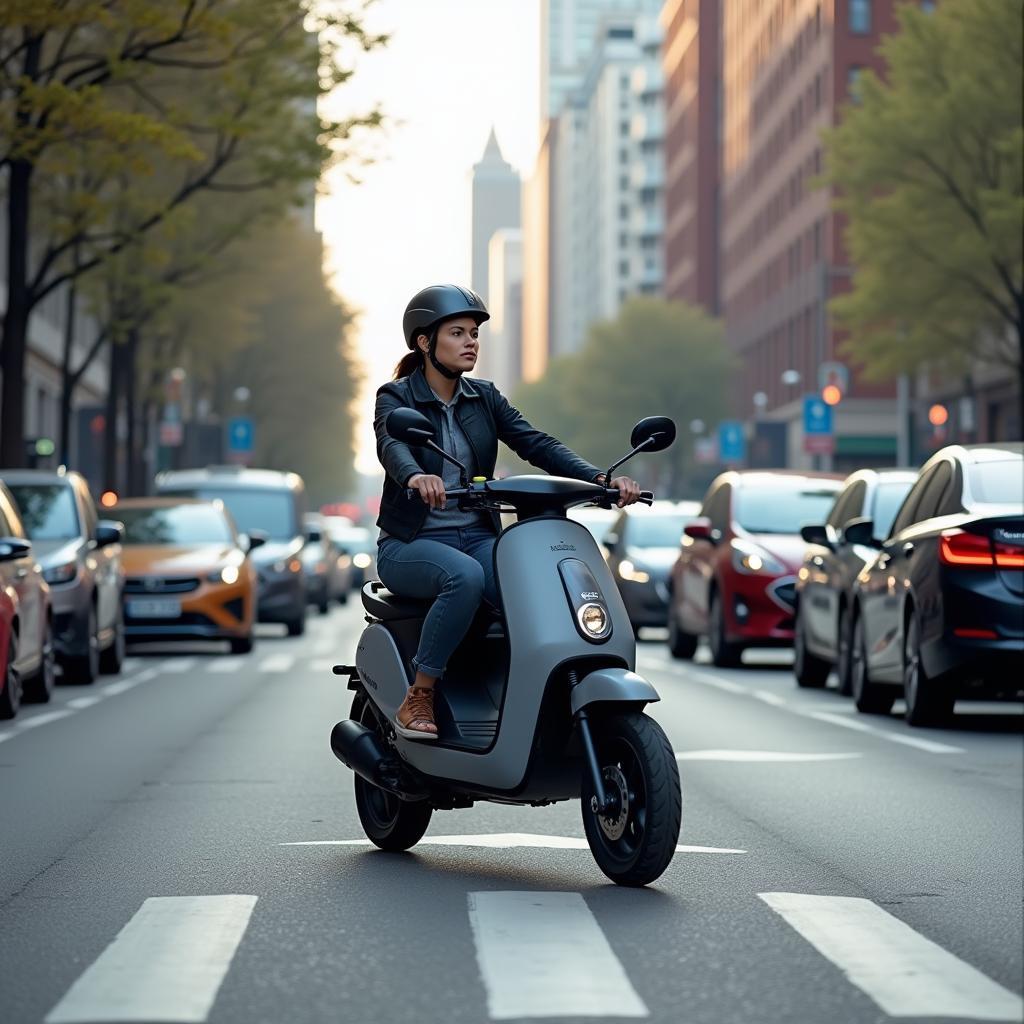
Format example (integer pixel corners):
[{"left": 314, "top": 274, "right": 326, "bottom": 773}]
[{"left": 1, "top": 601, "right": 1021, "bottom": 1024}]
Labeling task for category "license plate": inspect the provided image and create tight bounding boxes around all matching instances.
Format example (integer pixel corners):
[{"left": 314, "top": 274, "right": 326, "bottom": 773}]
[{"left": 126, "top": 598, "right": 181, "bottom": 619}]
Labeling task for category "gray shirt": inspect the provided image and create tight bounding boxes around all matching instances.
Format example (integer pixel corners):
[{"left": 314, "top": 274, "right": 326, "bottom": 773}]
[{"left": 379, "top": 378, "right": 486, "bottom": 539}]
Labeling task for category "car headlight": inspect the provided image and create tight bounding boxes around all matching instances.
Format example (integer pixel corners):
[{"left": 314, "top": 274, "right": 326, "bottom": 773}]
[
  {"left": 731, "top": 539, "right": 785, "bottom": 575},
  {"left": 617, "top": 559, "right": 650, "bottom": 583},
  {"left": 272, "top": 559, "right": 287, "bottom": 573},
  {"left": 43, "top": 560, "right": 78, "bottom": 585},
  {"left": 289, "top": 558, "right": 302, "bottom": 573},
  {"left": 207, "top": 565, "right": 240, "bottom": 585},
  {"left": 578, "top": 602, "right": 609, "bottom": 637},
  {"left": 353, "top": 552, "right": 372, "bottom": 569}
]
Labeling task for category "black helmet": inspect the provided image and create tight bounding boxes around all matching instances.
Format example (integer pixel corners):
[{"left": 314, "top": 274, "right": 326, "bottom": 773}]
[{"left": 403, "top": 284, "right": 490, "bottom": 350}]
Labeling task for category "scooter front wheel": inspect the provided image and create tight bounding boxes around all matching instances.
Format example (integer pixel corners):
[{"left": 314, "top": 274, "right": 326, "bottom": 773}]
[
  {"left": 351, "top": 693, "right": 432, "bottom": 851},
  {"left": 581, "top": 711, "right": 681, "bottom": 887}
]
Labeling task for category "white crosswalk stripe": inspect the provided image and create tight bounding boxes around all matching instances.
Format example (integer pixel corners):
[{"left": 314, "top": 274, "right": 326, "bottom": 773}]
[
  {"left": 760, "top": 892, "right": 1024, "bottom": 1021},
  {"left": 158, "top": 657, "right": 200, "bottom": 674},
  {"left": 258, "top": 654, "right": 295, "bottom": 673},
  {"left": 45, "top": 895, "right": 257, "bottom": 1023},
  {"left": 468, "top": 891, "right": 648, "bottom": 1019},
  {"left": 206, "top": 659, "right": 245, "bottom": 673}
]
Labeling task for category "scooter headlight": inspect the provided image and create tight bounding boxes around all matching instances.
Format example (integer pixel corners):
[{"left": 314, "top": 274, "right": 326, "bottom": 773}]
[{"left": 579, "top": 602, "right": 609, "bottom": 637}]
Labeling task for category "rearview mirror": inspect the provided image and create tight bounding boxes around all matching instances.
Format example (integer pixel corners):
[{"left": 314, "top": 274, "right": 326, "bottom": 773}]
[
  {"left": 95, "top": 520, "right": 124, "bottom": 548},
  {"left": 305, "top": 528, "right": 322, "bottom": 543},
  {"left": 842, "top": 517, "right": 878, "bottom": 547},
  {"left": 0, "top": 537, "right": 31, "bottom": 562},
  {"left": 386, "top": 408, "right": 436, "bottom": 446},
  {"left": 244, "top": 529, "right": 269, "bottom": 553},
  {"left": 683, "top": 518, "right": 714, "bottom": 543},
  {"left": 800, "top": 523, "right": 831, "bottom": 547},
  {"left": 630, "top": 416, "right": 677, "bottom": 454}
]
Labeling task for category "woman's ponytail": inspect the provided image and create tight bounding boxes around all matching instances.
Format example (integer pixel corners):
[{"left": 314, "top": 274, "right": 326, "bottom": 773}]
[{"left": 393, "top": 349, "right": 423, "bottom": 380}]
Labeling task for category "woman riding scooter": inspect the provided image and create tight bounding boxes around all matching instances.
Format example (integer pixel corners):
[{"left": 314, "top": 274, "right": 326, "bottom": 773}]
[{"left": 375, "top": 283, "right": 641, "bottom": 740}]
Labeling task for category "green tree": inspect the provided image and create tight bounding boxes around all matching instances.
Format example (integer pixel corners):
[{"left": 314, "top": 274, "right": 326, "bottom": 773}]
[
  {"left": 823, "top": 0, "right": 1023, "bottom": 425},
  {"left": 511, "top": 298, "right": 733, "bottom": 497},
  {"left": 0, "top": 0, "right": 384, "bottom": 464}
]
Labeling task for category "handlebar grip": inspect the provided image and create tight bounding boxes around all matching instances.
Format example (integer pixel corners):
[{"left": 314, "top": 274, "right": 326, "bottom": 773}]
[{"left": 638, "top": 491, "right": 654, "bottom": 506}]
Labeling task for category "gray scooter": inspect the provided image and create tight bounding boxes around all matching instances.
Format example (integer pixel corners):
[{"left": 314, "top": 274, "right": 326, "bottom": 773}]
[{"left": 330, "top": 411, "right": 682, "bottom": 886}]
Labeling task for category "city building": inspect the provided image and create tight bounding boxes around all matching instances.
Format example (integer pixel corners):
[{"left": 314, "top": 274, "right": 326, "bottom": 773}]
[
  {"left": 522, "top": 120, "right": 556, "bottom": 383},
  {"left": 719, "top": 0, "right": 902, "bottom": 470},
  {"left": 470, "top": 128, "right": 521, "bottom": 306},
  {"left": 479, "top": 229, "right": 524, "bottom": 395},
  {"left": 661, "top": 0, "right": 720, "bottom": 313}
]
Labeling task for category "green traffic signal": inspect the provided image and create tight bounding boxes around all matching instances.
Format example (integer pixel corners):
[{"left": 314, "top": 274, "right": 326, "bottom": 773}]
[{"left": 35, "top": 437, "right": 55, "bottom": 457}]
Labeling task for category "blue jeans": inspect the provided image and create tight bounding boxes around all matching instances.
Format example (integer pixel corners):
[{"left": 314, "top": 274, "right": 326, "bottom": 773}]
[{"left": 376, "top": 525, "right": 499, "bottom": 678}]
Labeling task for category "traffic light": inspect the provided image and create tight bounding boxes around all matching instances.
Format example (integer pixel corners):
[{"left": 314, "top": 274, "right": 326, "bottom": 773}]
[{"left": 821, "top": 383, "right": 842, "bottom": 406}]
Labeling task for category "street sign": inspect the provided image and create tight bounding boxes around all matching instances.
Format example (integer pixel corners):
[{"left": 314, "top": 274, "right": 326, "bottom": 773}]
[
  {"left": 694, "top": 436, "right": 718, "bottom": 465},
  {"left": 818, "top": 361, "right": 849, "bottom": 394},
  {"left": 803, "top": 394, "right": 834, "bottom": 454},
  {"left": 227, "top": 417, "right": 254, "bottom": 454},
  {"left": 718, "top": 421, "right": 746, "bottom": 464},
  {"left": 159, "top": 420, "right": 183, "bottom": 446}
]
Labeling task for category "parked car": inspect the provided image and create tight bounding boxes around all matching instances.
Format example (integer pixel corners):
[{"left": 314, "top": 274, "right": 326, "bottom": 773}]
[
  {"left": 301, "top": 514, "right": 351, "bottom": 613},
  {"left": 156, "top": 466, "right": 308, "bottom": 635},
  {"left": 604, "top": 501, "right": 701, "bottom": 633},
  {"left": 793, "top": 468, "right": 916, "bottom": 693},
  {"left": 0, "top": 483, "right": 56, "bottom": 716},
  {"left": 850, "top": 444, "right": 1024, "bottom": 726},
  {"left": 2, "top": 468, "right": 125, "bottom": 682},
  {"left": 325, "top": 520, "right": 374, "bottom": 590},
  {"left": 114, "top": 498, "right": 260, "bottom": 653},
  {"left": 668, "top": 471, "right": 843, "bottom": 664}
]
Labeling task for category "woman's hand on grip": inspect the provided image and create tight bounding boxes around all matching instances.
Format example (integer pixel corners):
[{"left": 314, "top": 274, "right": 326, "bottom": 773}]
[{"left": 407, "top": 473, "right": 446, "bottom": 510}]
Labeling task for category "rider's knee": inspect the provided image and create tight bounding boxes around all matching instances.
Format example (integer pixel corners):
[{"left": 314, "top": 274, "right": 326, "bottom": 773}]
[{"left": 445, "top": 559, "right": 485, "bottom": 598}]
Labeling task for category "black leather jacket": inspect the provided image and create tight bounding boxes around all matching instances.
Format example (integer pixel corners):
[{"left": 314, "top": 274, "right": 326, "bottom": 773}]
[{"left": 374, "top": 368, "right": 601, "bottom": 541}]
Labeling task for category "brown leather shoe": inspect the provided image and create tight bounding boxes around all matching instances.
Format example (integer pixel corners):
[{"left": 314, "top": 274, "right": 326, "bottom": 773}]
[{"left": 395, "top": 686, "right": 438, "bottom": 741}]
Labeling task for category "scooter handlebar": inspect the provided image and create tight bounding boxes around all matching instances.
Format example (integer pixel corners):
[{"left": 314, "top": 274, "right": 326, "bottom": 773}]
[{"left": 405, "top": 484, "right": 654, "bottom": 506}]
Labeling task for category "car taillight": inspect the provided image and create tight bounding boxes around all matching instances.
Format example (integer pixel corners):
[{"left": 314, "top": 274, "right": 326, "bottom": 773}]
[{"left": 940, "top": 529, "right": 1024, "bottom": 568}]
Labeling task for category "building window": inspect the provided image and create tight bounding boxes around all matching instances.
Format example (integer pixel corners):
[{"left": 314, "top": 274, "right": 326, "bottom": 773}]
[
  {"left": 920, "top": 0, "right": 935, "bottom": 10},
  {"left": 849, "top": 0, "right": 871, "bottom": 34},
  {"left": 847, "top": 65, "right": 865, "bottom": 102}
]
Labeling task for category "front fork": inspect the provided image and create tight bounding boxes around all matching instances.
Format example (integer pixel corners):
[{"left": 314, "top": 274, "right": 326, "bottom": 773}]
[{"left": 568, "top": 668, "right": 613, "bottom": 814}]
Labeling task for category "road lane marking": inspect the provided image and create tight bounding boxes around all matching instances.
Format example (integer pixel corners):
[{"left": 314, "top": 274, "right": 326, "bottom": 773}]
[
  {"left": 9, "top": 709, "right": 75, "bottom": 731},
  {"left": 685, "top": 670, "right": 747, "bottom": 694},
  {"left": 759, "top": 892, "right": 1024, "bottom": 1021},
  {"left": 258, "top": 654, "right": 294, "bottom": 673},
  {"left": 206, "top": 659, "right": 244, "bottom": 673},
  {"left": 753, "top": 689, "right": 788, "bottom": 706},
  {"left": 468, "top": 891, "right": 648, "bottom": 1019},
  {"left": 808, "top": 712, "right": 965, "bottom": 754},
  {"left": 66, "top": 696, "right": 103, "bottom": 710},
  {"left": 102, "top": 679, "right": 140, "bottom": 696},
  {"left": 676, "top": 749, "right": 861, "bottom": 763},
  {"left": 309, "top": 658, "right": 336, "bottom": 672},
  {"left": 45, "top": 894, "right": 257, "bottom": 1024},
  {"left": 158, "top": 657, "right": 199, "bottom": 674},
  {"left": 280, "top": 833, "right": 745, "bottom": 854}
]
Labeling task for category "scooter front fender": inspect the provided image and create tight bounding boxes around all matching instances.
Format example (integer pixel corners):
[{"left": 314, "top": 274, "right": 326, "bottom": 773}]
[{"left": 570, "top": 667, "right": 660, "bottom": 715}]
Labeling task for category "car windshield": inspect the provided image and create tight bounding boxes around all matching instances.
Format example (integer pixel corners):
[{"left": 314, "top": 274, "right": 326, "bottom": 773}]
[
  {"left": 969, "top": 459, "right": 1024, "bottom": 507},
  {"left": 623, "top": 514, "right": 688, "bottom": 548},
  {"left": 167, "top": 488, "right": 296, "bottom": 541},
  {"left": 7, "top": 484, "right": 79, "bottom": 540},
  {"left": 329, "top": 527, "right": 371, "bottom": 553},
  {"left": 116, "top": 504, "right": 232, "bottom": 545},
  {"left": 871, "top": 480, "right": 914, "bottom": 537},
  {"left": 568, "top": 510, "right": 617, "bottom": 544},
  {"left": 734, "top": 484, "right": 841, "bottom": 534}
]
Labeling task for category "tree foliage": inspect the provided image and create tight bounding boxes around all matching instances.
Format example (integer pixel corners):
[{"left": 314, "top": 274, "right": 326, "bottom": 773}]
[
  {"left": 509, "top": 298, "right": 733, "bottom": 497},
  {"left": 823, "top": 0, "right": 1023, "bottom": 410}
]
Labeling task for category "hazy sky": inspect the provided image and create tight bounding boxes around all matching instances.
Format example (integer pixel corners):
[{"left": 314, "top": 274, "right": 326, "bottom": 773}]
[{"left": 318, "top": 0, "right": 540, "bottom": 474}]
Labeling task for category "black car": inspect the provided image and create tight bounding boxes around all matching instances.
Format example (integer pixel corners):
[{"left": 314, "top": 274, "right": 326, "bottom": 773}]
[
  {"left": 850, "top": 444, "right": 1024, "bottom": 726},
  {"left": 793, "top": 468, "right": 916, "bottom": 693}
]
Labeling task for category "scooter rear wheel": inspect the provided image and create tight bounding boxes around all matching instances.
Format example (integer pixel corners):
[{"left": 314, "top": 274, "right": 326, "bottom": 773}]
[
  {"left": 581, "top": 711, "right": 681, "bottom": 887},
  {"left": 351, "top": 694, "right": 432, "bottom": 851}
]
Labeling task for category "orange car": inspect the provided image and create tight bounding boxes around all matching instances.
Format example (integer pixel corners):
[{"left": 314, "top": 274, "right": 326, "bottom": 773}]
[{"left": 112, "top": 498, "right": 260, "bottom": 654}]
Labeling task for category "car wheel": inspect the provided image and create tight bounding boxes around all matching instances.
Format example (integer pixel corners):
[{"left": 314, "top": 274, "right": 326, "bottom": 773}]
[
  {"left": 318, "top": 598, "right": 329, "bottom": 616},
  {"left": 286, "top": 614, "right": 306, "bottom": 637},
  {"left": 63, "top": 606, "right": 99, "bottom": 685},
  {"left": 337, "top": 589, "right": 349, "bottom": 606},
  {"left": 836, "top": 605, "right": 854, "bottom": 697},
  {"left": 99, "top": 606, "right": 125, "bottom": 675},
  {"left": 709, "top": 589, "right": 742, "bottom": 668},
  {"left": 851, "top": 612, "right": 895, "bottom": 715},
  {"left": 903, "top": 610, "right": 954, "bottom": 727},
  {"left": 230, "top": 634, "right": 255, "bottom": 655},
  {"left": 0, "top": 632, "right": 21, "bottom": 720},
  {"left": 22, "top": 618, "right": 56, "bottom": 703},
  {"left": 793, "top": 607, "right": 830, "bottom": 688},
  {"left": 667, "top": 609, "right": 697, "bottom": 660}
]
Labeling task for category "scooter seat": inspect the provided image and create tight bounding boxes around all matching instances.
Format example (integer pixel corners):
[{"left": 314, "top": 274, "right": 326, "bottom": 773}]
[{"left": 361, "top": 581, "right": 432, "bottom": 621}]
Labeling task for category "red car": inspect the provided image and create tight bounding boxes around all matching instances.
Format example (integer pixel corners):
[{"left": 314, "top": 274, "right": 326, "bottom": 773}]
[
  {"left": 667, "top": 471, "right": 843, "bottom": 666},
  {"left": 0, "top": 482, "right": 56, "bottom": 718}
]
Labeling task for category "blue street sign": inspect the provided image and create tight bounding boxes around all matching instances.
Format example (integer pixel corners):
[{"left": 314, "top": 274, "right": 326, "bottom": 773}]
[
  {"left": 803, "top": 395, "right": 833, "bottom": 435},
  {"left": 227, "top": 417, "right": 254, "bottom": 453},
  {"left": 718, "top": 420, "right": 746, "bottom": 463}
]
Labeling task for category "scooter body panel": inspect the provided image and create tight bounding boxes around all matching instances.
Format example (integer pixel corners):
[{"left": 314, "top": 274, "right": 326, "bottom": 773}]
[
  {"left": 355, "top": 623, "right": 411, "bottom": 721},
  {"left": 570, "top": 667, "right": 660, "bottom": 714},
  {"left": 359, "top": 517, "right": 637, "bottom": 793}
]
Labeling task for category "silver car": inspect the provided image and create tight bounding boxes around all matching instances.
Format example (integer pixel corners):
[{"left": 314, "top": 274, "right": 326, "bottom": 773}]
[{"left": 1, "top": 469, "right": 125, "bottom": 682}]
